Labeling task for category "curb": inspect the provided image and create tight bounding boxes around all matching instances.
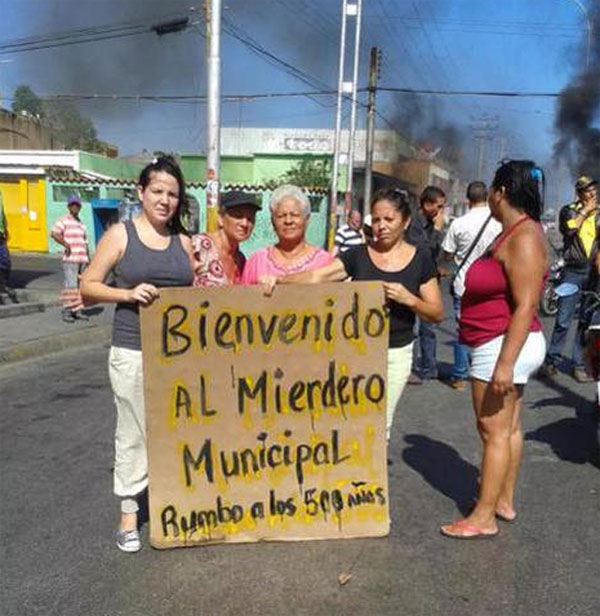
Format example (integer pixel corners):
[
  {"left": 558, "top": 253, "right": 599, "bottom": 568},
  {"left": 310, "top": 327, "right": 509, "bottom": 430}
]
[
  {"left": 0, "top": 324, "right": 112, "bottom": 366},
  {"left": 0, "top": 301, "right": 47, "bottom": 319}
]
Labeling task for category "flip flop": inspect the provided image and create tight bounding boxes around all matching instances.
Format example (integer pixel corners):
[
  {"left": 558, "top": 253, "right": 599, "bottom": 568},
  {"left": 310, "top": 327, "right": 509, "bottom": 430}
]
[{"left": 440, "top": 519, "right": 499, "bottom": 540}]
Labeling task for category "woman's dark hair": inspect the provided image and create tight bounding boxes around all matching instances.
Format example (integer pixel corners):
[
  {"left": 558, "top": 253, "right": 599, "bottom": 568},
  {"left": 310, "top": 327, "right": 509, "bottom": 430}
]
[
  {"left": 138, "top": 154, "right": 190, "bottom": 234},
  {"left": 492, "top": 160, "right": 544, "bottom": 222},
  {"left": 371, "top": 187, "right": 412, "bottom": 219}
]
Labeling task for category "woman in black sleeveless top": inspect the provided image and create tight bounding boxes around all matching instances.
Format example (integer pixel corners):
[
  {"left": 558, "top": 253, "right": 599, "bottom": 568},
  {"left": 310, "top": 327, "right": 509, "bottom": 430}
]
[{"left": 80, "top": 156, "right": 194, "bottom": 553}]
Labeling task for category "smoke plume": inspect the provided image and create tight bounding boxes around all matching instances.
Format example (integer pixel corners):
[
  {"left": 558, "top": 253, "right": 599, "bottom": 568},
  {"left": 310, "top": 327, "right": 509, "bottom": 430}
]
[{"left": 554, "top": 5, "right": 600, "bottom": 178}]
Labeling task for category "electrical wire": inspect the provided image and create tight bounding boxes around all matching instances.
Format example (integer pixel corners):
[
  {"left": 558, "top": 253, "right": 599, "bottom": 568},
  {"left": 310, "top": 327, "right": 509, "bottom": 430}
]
[
  {"left": 3, "top": 86, "right": 561, "bottom": 107},
  {"left": 0, "top": 12, "right": 194, "bottom": 55}
]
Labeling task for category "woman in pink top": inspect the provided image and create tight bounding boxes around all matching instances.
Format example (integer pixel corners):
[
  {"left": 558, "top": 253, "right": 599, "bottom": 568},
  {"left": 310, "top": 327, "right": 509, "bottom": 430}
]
[
  {"left": 192, "top": 190, "right": 260, "bottom": 287},
  {"left": 441, "top": 160, "right": 548, "bottom": 539},
  {"left": 241, "top": 184, "right": 333, "bottom": 284}
]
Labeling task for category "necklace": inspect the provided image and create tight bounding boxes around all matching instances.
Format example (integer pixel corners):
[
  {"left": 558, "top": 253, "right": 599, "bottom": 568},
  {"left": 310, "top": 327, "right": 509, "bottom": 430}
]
[{"left": 269, "top": 244, "right": 316, "bottom": 272}]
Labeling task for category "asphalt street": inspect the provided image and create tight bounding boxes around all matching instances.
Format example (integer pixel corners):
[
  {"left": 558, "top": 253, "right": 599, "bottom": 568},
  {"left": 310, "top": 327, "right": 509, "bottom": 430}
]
[{"left": 1, "top": 312, "right": 598, "bottom": 616}]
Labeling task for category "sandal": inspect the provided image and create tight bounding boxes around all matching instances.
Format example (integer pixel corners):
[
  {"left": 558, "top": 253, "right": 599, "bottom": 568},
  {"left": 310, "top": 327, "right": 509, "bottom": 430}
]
[{"left": 440, "top": 519, "right": 499, "bottom": 540}]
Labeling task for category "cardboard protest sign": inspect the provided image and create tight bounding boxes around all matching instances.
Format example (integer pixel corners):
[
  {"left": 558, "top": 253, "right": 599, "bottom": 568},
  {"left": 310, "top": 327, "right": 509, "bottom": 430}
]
[{"left": 140, "top": 282, "right": 390, "bottom": 548}]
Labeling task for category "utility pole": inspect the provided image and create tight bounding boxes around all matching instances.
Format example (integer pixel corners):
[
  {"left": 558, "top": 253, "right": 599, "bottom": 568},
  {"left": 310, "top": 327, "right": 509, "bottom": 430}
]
[
  {"left": 470, "top": 115, "right": 498, "bottom": 181},
  {"left": 497, "top": 135, "right": 507, "bottom": 163},
  {"left": 363, "top": 47, "right": 380, "bottom": 217},
  {"left": 328, "top": 0, "right": 363, "bottom": 252},
  {"left": 476, "top": 136, "right": 486, "bottom": 180},
  {"left": 205, "top": 0, "right": 221, "bottom": 233},
  {"left": 344, "top": 0, "right": 362, "bottom": 221}
]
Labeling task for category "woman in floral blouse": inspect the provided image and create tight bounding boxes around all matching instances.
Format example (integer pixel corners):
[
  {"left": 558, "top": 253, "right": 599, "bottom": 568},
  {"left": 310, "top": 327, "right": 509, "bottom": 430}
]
[{"left": 192, "top": 190, "right": 260, "bottom": 287}]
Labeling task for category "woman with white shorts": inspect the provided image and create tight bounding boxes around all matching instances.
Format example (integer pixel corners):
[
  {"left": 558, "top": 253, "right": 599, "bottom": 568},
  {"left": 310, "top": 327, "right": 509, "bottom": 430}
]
[{"left": 441, "top": 160, "right": 548, "bottom": 539}]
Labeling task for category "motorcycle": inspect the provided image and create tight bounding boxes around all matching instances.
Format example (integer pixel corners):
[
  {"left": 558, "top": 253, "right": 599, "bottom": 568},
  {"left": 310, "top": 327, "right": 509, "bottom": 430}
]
[
  {"left": 540, "top": 256, "right": 564, "bottom": 317},
  {"left": 555, "top": 283, "right": 600, "bottom": 407},
  {"left": 581, "top": 290, "right": 600, "bottom": 403}
]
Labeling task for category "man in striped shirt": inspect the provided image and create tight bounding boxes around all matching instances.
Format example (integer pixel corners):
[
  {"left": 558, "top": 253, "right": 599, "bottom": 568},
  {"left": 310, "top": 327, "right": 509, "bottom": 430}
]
[
  {"left": 334, "top": 209, "right": 365, "bottom": 255},
  {"left": 51, "top": 194, "right": 90, "bottom": 322}
]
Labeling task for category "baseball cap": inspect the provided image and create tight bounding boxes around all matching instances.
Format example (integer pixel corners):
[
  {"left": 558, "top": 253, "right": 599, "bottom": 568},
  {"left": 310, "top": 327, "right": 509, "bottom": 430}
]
[
  {"left": 575, "top": 175, "right": 598, "bottom": 192},
  {"left": 220, "top": 190, "right": 261, "bottom": 211},
  {"left": 67, "top": 194, "right": 82, "bottom": 206}
]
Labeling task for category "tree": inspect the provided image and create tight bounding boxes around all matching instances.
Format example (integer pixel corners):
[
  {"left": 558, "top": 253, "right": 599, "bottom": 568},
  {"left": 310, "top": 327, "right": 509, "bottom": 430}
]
[
  {"left": 12, "top": 85, "right": 44, "bottom": 118},
  {"left": 44, "top": 101, "right": 104, "bottom": 153},
  {"left": 278, "top": 158, "right": 332, "bottom": 188},
  {"left": 11, "top": 85, "right": 106, "bottom": 153}
]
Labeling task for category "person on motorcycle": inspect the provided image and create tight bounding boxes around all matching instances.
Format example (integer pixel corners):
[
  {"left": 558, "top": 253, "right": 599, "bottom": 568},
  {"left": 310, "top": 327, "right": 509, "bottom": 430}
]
[
  {"left": 581, "top": 224, "right": 600, "bottom": 410},
  {"left": 538, "top": 175, "right": 598, "bottom": 382}
]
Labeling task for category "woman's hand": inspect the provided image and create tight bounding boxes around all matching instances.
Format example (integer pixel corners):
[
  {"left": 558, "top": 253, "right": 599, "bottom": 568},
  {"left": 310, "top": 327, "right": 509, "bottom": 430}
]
[
  {"left": 127, "top": 283, "right": 159, "bottom": 306},
  {"left": 259, "top": 275, "right": 279, "bottom": 297},
  {"left": 490, "top": 360, "right": 515, "bottom": 396},
  {"left": 60, "top": 288, "right": 85, "bottom": 312},
  {"left": 383, "top": 282, "right": 414, "bottom": 307}
]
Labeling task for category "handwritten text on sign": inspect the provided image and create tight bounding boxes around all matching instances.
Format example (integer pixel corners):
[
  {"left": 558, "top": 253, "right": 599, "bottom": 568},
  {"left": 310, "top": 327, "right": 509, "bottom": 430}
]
[{"left": 141, "top": 283, "right": 390, "bottom": 548}]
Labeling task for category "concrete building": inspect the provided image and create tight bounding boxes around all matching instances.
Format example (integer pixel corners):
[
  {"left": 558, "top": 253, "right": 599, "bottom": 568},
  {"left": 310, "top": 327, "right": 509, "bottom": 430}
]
[
  {"left": 0, "top": 150, "right": 139, "bottom": 253},
  {"left": 0, "top": 108, "right": 64, "bottom": 151}
]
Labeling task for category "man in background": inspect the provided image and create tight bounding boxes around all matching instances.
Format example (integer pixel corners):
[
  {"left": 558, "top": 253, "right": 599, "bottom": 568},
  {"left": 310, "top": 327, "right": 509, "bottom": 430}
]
[
  {"left": 440, "top": 181, "right": 502, "bottom": 390},
  {"left": 406, "top": 185, "right": 446, "bottom": 383},
  {"left": 50, "top": 194, "right": 90, "bottom": 323},
  {"left": 539, "top": 176, "right": 598, "bottom": 383},
  {"left": 0, "top": 189, "right": 19, "bottom": 305},
  {"left": 334, "top": 209, "right": 365, "bottom": 255}
]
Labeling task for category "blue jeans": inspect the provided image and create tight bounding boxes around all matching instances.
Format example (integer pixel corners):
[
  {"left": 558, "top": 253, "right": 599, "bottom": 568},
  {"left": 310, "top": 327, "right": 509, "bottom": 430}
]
[
  {"left": 413, "top": 318, "right": 438, "bottom": 378},
  {"left": 546, "top": 268, "right": 586, "bottom": 369},
  {"left": 451, "top": 294, "right": 470, "bottom": 380},
  {"left": 0, "top": 239, "right": 12, "bottom": 294}
]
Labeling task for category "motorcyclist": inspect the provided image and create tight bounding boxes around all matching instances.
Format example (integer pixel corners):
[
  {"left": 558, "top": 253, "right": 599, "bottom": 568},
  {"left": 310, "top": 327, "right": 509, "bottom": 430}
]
[
  {"left": 539, "top": 176, "right": 598, "bottom": 382},
  {"left": 581, "top": 223, "right": 600, "bottom": 410}
]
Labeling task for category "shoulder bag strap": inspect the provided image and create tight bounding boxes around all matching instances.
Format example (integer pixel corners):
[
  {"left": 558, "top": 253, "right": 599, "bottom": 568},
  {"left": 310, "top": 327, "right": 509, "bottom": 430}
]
[{"left": 453, "top": 214, "right": 493, "bottom": 277}]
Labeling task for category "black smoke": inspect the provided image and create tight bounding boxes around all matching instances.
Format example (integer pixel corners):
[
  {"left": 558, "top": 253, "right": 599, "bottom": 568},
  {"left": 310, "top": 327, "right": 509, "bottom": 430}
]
[{"left": 554, "top": 5, "right": 600, "bottom": 178}]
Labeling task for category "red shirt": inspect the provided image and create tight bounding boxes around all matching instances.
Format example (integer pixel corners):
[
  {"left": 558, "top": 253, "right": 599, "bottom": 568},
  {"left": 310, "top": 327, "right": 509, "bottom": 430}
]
[
  {"left": 459, "top": 217, "right": 543, "bottom": 347},
  {"left": 51, "top": 214, "right": 89, "bottom": 264}
]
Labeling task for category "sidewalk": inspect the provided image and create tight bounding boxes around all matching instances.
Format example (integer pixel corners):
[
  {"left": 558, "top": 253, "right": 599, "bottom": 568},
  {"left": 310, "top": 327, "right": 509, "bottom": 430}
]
[{"left": 0, "top": 252, "right": 112, "bottom": 365}]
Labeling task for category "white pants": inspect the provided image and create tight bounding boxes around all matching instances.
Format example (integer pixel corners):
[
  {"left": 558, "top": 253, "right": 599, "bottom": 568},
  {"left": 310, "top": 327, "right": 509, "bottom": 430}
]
[
  {"left": 108, "top": 346, "right": 147, "bottom": 512},
  {"left": 386, "top": 342, "right": 414, "bottom": 440}
]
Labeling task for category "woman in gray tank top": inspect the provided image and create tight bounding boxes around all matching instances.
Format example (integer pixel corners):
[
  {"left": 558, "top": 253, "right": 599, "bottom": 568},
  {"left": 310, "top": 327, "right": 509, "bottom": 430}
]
[{"left": 80, "top": 156, "right": 194, "bottom": 553}]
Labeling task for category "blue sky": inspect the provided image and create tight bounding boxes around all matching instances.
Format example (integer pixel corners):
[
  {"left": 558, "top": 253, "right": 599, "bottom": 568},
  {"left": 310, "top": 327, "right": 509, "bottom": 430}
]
[{"left": 0, "top": 0, "right": 597, "bottom": 204}]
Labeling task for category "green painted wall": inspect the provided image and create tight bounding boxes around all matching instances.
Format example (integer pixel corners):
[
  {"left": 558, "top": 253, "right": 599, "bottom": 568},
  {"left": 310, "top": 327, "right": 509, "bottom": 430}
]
[
  {"left": 78, "top": 152, "right": 141, "bottom": 180},
  {"left": 179, "top": 153, "right": 338, "bottom": 188}
]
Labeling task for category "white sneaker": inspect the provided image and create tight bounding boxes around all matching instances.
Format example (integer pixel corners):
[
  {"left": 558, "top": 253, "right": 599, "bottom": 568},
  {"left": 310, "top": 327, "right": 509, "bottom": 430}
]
[{"left": 116, "top": 529, "right": 141, "bottom": 553}]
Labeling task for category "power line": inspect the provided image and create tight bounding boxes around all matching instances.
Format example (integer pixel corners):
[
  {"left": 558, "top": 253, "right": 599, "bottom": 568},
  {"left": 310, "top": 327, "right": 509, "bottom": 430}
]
[
  {"left": 0, "top": 14, "right": 194, "bottom": 55},
  {"left": 219, "top": 16, "right": 334, "bottom": 108},
  {"left": 3, "top": 87, "right": 561, "bottom": 106},
  {"left": 378, "top": 87, "right": 560, "bottom": 98}
]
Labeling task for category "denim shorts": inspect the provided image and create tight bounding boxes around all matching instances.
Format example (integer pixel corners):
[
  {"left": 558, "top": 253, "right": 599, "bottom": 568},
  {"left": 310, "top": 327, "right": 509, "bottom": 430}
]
[{"left": 470, "top": 331, "right": 546, "bottom": 384}]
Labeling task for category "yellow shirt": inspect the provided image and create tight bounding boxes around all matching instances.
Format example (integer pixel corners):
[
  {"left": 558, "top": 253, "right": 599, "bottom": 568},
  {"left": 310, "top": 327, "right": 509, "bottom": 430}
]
[{"left": 566, "top": 204, "right": 597, "bottom": 257}]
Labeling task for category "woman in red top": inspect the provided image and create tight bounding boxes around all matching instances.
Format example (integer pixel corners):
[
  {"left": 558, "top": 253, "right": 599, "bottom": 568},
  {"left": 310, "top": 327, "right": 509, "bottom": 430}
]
[{"left": 441, "top": 160, "right": 548, "bottom": 539}]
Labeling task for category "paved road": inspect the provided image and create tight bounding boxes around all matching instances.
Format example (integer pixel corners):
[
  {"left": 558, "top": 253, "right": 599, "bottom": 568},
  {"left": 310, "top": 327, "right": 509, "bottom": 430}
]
[{"left": 1, "top": 320, "right": 598, "bottom": 616}]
